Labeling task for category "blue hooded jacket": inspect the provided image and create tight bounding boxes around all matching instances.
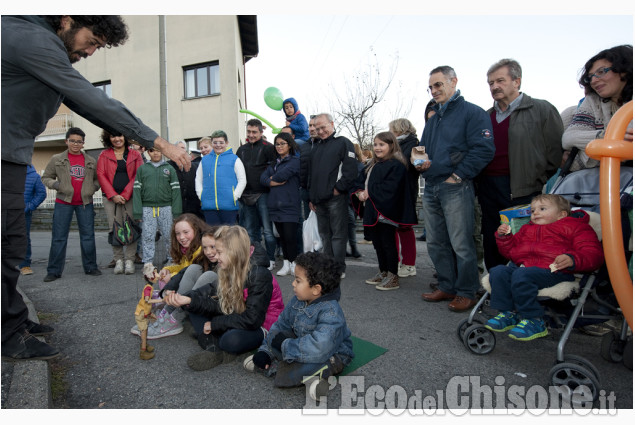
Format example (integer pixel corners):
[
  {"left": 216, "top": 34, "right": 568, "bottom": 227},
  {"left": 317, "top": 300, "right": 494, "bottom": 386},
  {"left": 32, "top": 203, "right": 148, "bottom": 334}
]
[
  {"left": 25, "top": 164, "right": 46, "bottom": 213},
  {"left": 282, "top": 97, "right": 310, "bottom": 142}
]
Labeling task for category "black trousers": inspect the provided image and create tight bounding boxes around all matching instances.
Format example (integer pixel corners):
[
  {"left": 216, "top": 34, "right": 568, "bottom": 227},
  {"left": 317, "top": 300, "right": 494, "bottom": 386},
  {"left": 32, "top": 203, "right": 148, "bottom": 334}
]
[
  {"left": 477, "top": 174, "right": 537, "bottom": 271},
  {"left": 274, "top": 221, "right": 299, "bottom": 263},
  {"left": 1, "top": 161, "right": 29, "bottom": 344},
  {"left": 369, "top": 222, "right": 399, "bottom": 275}
]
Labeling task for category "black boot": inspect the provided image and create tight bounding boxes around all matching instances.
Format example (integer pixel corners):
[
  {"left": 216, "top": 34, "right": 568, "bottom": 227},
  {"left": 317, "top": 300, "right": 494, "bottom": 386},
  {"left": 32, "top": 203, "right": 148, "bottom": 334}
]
[
  {"left": 1, "top": 329, "right": 59, "bottom": 361},
  {"left": 351, "top": 244, "right": 362, "bottom": 258}
]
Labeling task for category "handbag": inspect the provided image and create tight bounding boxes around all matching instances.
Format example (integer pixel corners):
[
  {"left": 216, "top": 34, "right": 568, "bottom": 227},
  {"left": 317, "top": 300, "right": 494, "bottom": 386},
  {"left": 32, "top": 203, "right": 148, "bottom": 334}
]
[
  {"left": 108, "top": 204, "right": 141, "bottom": 246},
  {"left": 302, "top": 210, "right": 323, "bottom": 252}
]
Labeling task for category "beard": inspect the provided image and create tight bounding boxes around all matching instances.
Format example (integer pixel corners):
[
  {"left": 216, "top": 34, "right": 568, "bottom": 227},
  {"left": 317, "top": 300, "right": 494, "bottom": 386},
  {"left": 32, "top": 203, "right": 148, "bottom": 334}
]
[{"left": 58, "top": 26, "right": 87, "bottom": 64}]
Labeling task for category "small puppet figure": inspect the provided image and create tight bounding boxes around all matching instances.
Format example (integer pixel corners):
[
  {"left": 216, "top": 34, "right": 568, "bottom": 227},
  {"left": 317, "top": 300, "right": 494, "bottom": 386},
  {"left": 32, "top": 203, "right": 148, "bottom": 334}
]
[{"left": 135, "top": 279, "right": 164, "bottom": 360}]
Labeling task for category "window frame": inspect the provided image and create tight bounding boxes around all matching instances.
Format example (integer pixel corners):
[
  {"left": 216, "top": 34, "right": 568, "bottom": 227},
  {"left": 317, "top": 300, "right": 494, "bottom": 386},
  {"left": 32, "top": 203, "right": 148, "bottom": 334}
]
[{"left": 183, "top": 61, "right": 220, "bottom": 99}]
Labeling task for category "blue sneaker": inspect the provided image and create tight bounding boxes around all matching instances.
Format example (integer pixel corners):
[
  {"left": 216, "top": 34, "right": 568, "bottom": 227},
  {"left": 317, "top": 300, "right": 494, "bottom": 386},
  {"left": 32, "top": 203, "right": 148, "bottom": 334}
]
[
  {"left": 508, "top": 318, "right": 548, "bottom": 341},
  {"left": 485, "top": 311, "right": 519, "bottom": 332}
]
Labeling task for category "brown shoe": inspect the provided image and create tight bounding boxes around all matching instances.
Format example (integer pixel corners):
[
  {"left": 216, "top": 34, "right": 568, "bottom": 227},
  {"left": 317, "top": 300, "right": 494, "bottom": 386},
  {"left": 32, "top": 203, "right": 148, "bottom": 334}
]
[
  {"left": 108, "top": 259, "right": 116, "bottom": 268},
  {"left": 134, "top": 253, "right": 143, "bottom": 264},
  {"left": 448, "top": 296, "right": 477, "bottom": 312},
  {"left": 421, "top": 289, "right": 455, "bottom": 302}
]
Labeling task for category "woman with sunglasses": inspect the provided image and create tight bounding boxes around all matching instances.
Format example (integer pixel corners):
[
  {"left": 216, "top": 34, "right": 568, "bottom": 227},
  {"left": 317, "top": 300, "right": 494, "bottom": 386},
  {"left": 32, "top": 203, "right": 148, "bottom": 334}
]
[{"left": 562, "top": 45, "right": 632, "bottom": 171}]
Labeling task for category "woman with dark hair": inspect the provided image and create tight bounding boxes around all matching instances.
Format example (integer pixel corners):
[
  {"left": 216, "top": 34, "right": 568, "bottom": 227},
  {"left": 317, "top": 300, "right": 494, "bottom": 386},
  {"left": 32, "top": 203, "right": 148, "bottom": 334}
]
[
  {"left": 260, "top": 132, "right": 301, "bottom": 276},
  {"left": 562, "top": 44, "right": 633, "bottom": 171},
  {"left": 97, "top": 129, "right": 143, "bottom": 274}
]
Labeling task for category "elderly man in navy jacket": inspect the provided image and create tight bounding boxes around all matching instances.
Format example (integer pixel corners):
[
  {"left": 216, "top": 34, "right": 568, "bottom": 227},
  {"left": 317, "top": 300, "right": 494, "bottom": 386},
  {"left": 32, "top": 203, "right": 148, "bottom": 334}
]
[{"left": 417, "top": 66, "right": 495, "bottom": 312}]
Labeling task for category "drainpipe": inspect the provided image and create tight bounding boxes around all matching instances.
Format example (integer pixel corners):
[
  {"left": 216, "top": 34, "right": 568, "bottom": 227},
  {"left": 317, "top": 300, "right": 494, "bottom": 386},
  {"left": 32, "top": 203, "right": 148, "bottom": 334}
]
[{"left": 159, "top": 15, "right": 169, "bottom": 140}]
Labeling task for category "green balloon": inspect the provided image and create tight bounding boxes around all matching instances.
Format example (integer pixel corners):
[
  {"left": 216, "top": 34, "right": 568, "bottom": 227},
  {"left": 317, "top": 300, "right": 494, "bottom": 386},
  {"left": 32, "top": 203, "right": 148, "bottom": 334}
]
[{"left": 264, "top": 87, "right": 284, "bottom": 111}]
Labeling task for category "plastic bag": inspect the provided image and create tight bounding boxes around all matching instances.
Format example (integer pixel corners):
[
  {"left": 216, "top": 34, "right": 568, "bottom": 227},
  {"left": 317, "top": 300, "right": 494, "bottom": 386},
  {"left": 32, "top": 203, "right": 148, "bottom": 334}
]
[{"left": 302, "top": 211, "right": 322, "bottom": 252}]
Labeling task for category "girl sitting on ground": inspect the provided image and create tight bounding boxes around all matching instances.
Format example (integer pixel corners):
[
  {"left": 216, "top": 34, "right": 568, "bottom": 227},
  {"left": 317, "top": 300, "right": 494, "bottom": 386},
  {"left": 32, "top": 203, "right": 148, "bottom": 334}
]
[{"left": 164, "top": 225, "right": 285, "bottom": 371}]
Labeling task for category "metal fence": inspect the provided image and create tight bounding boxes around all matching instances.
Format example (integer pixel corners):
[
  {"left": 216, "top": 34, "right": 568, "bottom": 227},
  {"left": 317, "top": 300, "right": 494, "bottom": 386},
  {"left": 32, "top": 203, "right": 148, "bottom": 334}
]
[{"left": 39, "top": 170, "right": 104, "bottom": 209}]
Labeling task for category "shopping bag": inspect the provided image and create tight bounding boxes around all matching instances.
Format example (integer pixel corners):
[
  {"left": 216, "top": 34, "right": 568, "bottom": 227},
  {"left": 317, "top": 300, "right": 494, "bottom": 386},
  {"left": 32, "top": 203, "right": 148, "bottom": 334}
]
[
  {"left": 302, "top": 211, "right": 322, "bottom": 252},
  {"left": 108, "top": 204, "right": 141, "bottom": 246}
]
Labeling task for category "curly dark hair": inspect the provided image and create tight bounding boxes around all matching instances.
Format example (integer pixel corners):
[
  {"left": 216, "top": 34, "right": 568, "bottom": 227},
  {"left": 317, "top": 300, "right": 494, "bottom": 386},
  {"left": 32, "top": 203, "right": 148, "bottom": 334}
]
[
  {"left": 294, "top": 252, "right": 342, "bottom": 295},
  {"left": 100, "top": 129, "right": 130, "bottom": 149},
  {"left": 273, "top": 132, "right": 298, "bottom": 156},
  {"left": 578, "top": 44, "right": 632, "bottom": 105},
  {"left": 44, "top": 16, "right": 129, "bottom": 47}
]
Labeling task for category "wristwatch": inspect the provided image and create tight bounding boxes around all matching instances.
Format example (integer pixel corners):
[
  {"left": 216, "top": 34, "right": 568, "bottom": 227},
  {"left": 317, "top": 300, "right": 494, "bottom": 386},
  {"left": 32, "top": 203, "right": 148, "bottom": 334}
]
[{"left": 452, "top": 173, "right": 462, "bottom": 183}]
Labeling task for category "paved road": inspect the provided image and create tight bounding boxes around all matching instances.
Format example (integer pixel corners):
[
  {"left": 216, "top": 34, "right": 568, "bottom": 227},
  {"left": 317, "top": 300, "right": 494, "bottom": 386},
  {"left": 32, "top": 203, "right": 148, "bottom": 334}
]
[{"left": 3, "top": 230, "right": 632, "bottom": 413}]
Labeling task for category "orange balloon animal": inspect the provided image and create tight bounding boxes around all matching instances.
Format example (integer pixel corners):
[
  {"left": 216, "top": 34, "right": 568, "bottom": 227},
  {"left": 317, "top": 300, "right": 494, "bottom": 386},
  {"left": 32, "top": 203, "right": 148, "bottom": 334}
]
[{"left": 586, "top": 100, "right": 633, "bottom": 330}]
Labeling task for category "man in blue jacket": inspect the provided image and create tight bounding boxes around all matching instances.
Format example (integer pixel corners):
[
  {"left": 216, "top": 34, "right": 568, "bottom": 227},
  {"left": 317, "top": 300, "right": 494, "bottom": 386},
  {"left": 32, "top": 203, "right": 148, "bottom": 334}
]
[{"left": 417, "top": 66, "right": 495, "bottom": 312}]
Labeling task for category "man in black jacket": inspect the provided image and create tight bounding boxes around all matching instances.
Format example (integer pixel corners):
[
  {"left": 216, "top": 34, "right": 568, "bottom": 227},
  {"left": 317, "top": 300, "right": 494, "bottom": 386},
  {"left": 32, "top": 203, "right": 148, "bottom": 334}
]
[
  {"left": 1, "top": 15, "right": 190, "bottom": 362},
  {"left": 236, "top": 119, "right": 277, "bottom": 269},
  {"left": 306, "top": 113, "right": 358, "bottom": 277}
]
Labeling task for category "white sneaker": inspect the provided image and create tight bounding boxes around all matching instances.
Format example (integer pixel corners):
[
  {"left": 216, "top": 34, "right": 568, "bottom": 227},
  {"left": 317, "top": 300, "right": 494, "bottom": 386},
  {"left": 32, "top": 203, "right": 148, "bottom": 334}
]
[
  {"left": 114, "top": 260, "right": 124, "bottom": 275},
  {"left": 398, "top": 264, "right": 416, "bottom": 277},
  {"left": 277, "top": 260, "right": 291, "bottom": 276},
  {"left": 268, "top": 260, "right": 275, "bottom": 271},
  {"left": 341, "top": 273, "right": 346, "bottom": 279},
  {"left": 124, "top": 260, "right": 135, "bottom": 275},
  {"left": 290, "top": 262, "right": 296, "bottom": 275}
]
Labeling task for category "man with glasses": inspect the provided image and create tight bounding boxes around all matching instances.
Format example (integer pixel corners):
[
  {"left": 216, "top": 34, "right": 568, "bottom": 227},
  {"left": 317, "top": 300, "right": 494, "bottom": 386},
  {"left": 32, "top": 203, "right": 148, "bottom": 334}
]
[
  {"left": 306, "top": 113, "right": 358, "bottom": 278},
  {"left": 236, "top": 119, "right": 277, "bottom": 269},
  {"left": 417, "top": 66, "right": 494, "bottom": 312},
  {"left": 478, "top": 59, "right": 563, "bottom": 271},
  {"left": 2, "top": 15, "right": 190, "bottom": 362},
  {"left": 41, "top": 128, "right": 101, "bottom": 283}
]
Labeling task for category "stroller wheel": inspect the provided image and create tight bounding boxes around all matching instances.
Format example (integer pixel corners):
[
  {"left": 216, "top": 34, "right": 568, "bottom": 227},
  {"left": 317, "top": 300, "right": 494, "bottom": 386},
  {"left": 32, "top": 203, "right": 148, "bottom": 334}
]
[
  {"left": 456, "top": 318, "right": 483, "bottom": 342},
  {"left": 556, "top": 354, "right": 600, "bottom": 380},
  {"left": 462, "top": 324, "right": 496, "bottom": 355},
  {"left": 549, "top": 362, "right": 601, "bottom": 403},
  {"left": 623, "top": 338, "right": 633, "bottom": 370},
  {"left": 600, "top": 331, "right": 625, "bottom": 363}
]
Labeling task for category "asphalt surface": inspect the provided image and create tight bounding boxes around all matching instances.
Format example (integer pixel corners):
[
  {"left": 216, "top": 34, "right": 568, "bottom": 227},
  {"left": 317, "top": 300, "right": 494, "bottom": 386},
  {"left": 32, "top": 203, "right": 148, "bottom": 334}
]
[{"left": 2, "top": 230, "right": 632, "bottom": 414}]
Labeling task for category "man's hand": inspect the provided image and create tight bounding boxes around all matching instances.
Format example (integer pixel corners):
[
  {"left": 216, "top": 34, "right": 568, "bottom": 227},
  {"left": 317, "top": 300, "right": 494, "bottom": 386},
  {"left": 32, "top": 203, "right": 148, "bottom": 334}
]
[
  {"left": 154, "top": 137, "right": 191, "bottom": 171},
  {"left": 414, "top": 160, "right": 432, "bottom": 172}
]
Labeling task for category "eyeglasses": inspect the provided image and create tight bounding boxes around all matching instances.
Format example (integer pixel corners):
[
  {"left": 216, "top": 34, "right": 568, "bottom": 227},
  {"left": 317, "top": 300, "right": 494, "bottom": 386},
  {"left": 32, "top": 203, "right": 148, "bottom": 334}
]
[
  {"left": 583, "top": 67, "right": 614, "bottom": 84},
  {"left": 67, "top": 139, "right": 84, "bottom": 145},
  {"left": 427, "top": 81, "right": 445, "bottom": 95},
  {"left": 274, "top": 142, "right": 288, "bottom": 147}
]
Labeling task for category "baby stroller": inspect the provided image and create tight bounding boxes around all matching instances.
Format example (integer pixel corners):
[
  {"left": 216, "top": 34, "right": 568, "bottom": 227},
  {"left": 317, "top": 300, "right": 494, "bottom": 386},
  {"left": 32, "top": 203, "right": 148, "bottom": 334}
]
[{"left": 457, "top": 179, "right": 632, "bottom": 403}]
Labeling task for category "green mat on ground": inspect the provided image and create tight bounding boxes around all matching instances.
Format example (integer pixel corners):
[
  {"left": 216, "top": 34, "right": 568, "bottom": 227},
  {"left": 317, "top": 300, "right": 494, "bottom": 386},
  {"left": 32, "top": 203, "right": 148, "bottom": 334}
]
[{"left": 341, "top": 336, "right": 388, "bottom": 375}]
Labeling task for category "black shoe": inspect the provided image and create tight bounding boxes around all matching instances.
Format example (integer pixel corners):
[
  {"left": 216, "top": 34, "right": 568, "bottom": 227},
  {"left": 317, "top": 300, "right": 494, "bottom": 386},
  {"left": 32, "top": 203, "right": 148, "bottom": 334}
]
[
  {"left": 429, "top": 281, "right": 439, "bottom": 291},
  {"left": 417, "top": 234, "right": 427, "bottom": 241},
  {"left": 43, "top": 274, "right": 60, "bottom": 282},
  {"left": 351, "top": 247, "right": 362, "bottom": 258},
  {"left": 25, "top": 319, "right": 54, "bottom": 336},
  {"left": 134, "top": 253, "right": 143, "bottom": 264},
  {"left": 1, "top": 330, "right": 59, "bottom": 361},
  {"left": 85, "top": 269, "right": 102, "bottom": 276}
]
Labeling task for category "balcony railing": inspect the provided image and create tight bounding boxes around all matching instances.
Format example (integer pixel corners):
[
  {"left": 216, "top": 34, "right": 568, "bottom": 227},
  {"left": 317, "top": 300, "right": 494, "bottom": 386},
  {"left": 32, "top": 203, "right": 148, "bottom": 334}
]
[{"left": 37, "top": 114, "right": 73, "bottom": 138}]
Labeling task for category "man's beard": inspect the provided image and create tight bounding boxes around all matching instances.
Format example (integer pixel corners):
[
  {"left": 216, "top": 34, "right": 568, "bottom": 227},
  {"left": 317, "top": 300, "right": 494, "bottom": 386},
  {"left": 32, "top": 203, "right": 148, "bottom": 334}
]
[{"left": 59, "top": 26, "right": 87, "bottom": 64}]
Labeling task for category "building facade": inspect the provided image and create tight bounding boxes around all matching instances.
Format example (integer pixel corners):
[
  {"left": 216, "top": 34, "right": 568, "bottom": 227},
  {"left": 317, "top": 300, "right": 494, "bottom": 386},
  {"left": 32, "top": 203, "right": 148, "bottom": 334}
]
[{"left": 32, "top": 15, "right": 258, "bottom": 171}]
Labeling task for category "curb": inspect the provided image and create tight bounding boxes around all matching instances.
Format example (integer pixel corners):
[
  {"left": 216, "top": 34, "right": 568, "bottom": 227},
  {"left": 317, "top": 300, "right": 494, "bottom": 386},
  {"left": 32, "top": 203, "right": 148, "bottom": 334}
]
[{"left": 2, "top": 287, "right": 52, "bottom": 409}]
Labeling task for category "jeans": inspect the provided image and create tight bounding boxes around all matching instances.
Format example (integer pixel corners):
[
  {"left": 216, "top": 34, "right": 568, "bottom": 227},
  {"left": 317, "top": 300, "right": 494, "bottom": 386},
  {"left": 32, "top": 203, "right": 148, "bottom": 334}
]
[
  {"left": 421, "top": 180, "right": 479, "bottom": 298},
  {"left": 46, "top": 202, "right": 98, "bottom": 275},
  {"left": 314, "top": 194, "right": 348, "bottom": 272},
  {"left": 239, "top": 193, "right": 276, "bottom": 261},
  {"left": 489, "top": 263, "right": 575, "bottom": 318},
  {"left": 203, "top": 209, "right": 238, "bottom": 226},
  {"left": 18, "top": 211, "right": 33, "bottom": 268},
  {"left": 1, "top": 161, "right": 29, "bottom": 343}
]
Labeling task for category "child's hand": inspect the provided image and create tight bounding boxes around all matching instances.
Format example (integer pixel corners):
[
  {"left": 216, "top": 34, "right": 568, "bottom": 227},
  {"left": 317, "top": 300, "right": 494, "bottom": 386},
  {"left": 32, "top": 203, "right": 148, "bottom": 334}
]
[
  {"left": 550, "top": 254, "right": 574, "bottom": 272},
  {"left": 165, "top": 292, "right": 190, "bottom": 307},
  {"left": 252, "top": 351, "right": 272, "bottom": 370},
  {"left": 497, "top": 224, "right": 511, "bottom": 235},
  {"left": 203, "top": 321, "right": 212, "bottom": 334},
  {"left": 356, "top": 190, "right": 368, "bottom": 202},
  {"left": 158, "top": 268, "right": 171, "bottom": 282}
]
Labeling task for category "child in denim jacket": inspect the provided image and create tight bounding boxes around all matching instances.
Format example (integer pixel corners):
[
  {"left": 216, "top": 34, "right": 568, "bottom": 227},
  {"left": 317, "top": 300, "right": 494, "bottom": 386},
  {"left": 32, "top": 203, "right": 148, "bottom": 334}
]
[{"left": 244, "top": 251, "right": 354, "bottom": 395}]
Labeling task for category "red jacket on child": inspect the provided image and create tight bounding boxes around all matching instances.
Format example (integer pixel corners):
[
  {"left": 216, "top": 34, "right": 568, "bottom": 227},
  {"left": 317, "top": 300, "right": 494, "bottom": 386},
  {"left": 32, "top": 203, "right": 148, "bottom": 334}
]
[{"left": 495, "top": 210, "right": 604, "bottom": 273}]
